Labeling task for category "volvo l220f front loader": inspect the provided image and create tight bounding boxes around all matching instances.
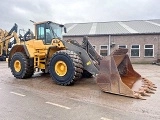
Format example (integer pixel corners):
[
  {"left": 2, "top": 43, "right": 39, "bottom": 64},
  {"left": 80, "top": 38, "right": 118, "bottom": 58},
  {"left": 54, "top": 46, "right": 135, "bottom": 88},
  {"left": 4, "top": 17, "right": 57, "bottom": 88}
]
[{"left": 7, "top": 21, "right": 156, "bottom": 99}]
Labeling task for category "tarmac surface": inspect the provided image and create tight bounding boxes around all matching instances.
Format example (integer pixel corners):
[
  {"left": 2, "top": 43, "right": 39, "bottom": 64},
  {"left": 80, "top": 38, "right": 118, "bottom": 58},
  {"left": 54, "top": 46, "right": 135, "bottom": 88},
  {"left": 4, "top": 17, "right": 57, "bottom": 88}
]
[{"left": 0, "top": 61, "right": 160, "bottom": 120}]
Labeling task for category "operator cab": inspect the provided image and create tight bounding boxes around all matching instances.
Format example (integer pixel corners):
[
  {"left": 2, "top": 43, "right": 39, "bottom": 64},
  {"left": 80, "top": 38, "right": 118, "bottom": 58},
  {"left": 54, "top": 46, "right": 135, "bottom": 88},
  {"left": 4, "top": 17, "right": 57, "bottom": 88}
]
[{"left": 35, "top": 21, "right": 66, "bottom": 45}]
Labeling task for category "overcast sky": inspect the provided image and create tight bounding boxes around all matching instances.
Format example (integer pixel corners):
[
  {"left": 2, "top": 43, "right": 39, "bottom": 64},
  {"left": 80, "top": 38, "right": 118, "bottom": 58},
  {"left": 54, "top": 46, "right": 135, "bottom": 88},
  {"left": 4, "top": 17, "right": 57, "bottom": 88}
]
[{"left": 0, "top": 0, "right": 159, "bottom": 32}]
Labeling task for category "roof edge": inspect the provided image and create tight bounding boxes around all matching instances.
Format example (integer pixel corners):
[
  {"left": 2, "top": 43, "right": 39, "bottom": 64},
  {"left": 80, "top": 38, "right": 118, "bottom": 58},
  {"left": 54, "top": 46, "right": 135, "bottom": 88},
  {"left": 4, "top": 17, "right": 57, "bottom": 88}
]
[
  {"left": 64, "top": 19, "right": 160, "bottom": 25},
  {"left": 63, "top": 32, "right": 160, "bottom": 37}
]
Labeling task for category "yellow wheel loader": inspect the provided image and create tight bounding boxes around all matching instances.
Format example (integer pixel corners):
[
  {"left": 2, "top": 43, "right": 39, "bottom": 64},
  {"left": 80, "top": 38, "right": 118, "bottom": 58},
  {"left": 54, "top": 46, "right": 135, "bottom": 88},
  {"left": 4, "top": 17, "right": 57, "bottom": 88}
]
[
  {"left": 0, "top": 23, "right": 20, "bottom": 61},
  {"left": 7, "top": 21, "right": 156, "bottom": 99}
]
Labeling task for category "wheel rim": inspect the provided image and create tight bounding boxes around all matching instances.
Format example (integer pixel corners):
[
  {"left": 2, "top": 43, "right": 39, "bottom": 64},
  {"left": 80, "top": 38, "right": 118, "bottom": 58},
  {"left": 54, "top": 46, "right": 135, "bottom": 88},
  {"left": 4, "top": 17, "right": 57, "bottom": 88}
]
[
  {"left": 14, "top": 60, "right": 21, "bottom": 72},
  {"left": 55, "top": 61, "right": 67, "bottom": 76}
]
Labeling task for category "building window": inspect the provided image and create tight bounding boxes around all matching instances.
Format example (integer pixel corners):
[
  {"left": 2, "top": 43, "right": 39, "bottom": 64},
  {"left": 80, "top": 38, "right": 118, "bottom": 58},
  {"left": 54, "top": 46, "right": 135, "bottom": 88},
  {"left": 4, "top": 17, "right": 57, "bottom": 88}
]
[
  {"left": 118, "top": 45, "right": 127, "bottom": 48},
  {"left": 131, "top": 45, "right": 140, "bottom": 57},
  {"left": 100, "top": 45, "right": 108, "bottom": 56},
  {"left": 144, "top": 45, "right": 154, "bottom": 57}
]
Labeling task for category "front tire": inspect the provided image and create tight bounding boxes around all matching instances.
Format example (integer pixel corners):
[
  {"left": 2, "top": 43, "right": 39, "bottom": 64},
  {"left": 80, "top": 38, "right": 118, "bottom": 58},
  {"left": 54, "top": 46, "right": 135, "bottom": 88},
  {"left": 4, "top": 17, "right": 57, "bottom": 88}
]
[
  {"left": 10, "top": 52, "right": 34, "bottom": 79},
  {"left": 49, "top": 50, "right": 83, "bottom": 86}
]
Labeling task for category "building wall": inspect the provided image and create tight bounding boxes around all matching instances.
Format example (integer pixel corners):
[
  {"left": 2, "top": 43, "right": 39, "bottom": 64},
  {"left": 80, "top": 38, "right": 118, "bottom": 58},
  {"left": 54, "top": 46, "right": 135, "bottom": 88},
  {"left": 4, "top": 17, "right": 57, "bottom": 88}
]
[{"left": 63, "top": 34, "right": 160, "bottom": 63}]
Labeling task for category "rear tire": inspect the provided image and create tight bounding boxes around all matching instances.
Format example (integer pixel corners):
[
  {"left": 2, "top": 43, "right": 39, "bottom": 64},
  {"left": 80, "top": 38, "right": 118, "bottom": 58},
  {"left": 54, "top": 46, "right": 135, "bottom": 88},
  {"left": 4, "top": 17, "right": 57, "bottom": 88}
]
[
  {"left": 10, "top": 52, "right": 34, "bottom": 79},
  {"left": 49, "top": 50, "right": 83, "bottom": 85}
]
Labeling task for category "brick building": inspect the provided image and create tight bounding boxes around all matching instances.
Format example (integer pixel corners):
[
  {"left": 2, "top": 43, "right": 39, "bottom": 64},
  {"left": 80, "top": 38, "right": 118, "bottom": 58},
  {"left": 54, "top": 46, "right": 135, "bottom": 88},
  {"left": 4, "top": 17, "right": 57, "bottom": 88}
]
[{"left": 63, "top": 19, "right": 160, "bottom": 63}]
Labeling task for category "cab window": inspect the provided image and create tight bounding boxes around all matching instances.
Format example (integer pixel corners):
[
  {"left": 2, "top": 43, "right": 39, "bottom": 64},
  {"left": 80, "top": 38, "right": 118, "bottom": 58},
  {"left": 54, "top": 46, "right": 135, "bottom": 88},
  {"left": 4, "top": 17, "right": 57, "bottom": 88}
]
[
  {"left": 46, "top": 28, "right": 52, "bottom": 44},
  {"left": 37, "top": 24, "right": 45, "bottom": 40}
]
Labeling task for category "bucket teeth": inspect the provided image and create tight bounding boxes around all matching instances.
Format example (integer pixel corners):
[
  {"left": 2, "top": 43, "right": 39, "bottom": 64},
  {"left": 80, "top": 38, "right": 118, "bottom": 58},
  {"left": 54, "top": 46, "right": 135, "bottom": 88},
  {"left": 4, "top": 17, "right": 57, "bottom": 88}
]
[
  {"left": 143, "top": 83, "right": 157, "bottom": 89},
  {"left": 148, "top": 86, "right": 156, "bottom": 91},
  {"left": 140, "top": 91, "right": 150, "bottom": 96},
  {"left": 139, "top": 87, "right": 155, "bottom": 94},
  {"left": 142, "top": 85, "right": 156, "bottom": 91},
  {"left": 142, "top": 79, "right": 156, "bottom": 88},
  {"left": 133, "top": 79, "right": 157, "bottom": 99},
  {"left": 143, "top": 92, "right": 150, "bottom": 96},
  {"left": 142, "top": 79, "right": 157, "bottom": 93},
  {"left": 135, "top": 89, "right": 150, "bottom": 96},
  {"left": 133, "top": 92, "right": 146, "bottom": 100}
]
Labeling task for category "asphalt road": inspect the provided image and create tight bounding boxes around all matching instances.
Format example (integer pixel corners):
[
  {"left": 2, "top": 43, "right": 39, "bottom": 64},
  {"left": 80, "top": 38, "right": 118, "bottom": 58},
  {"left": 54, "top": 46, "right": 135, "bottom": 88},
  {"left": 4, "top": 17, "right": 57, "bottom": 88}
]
[{"left": 0, "top": 61, "right": 160, "bottom": 120}]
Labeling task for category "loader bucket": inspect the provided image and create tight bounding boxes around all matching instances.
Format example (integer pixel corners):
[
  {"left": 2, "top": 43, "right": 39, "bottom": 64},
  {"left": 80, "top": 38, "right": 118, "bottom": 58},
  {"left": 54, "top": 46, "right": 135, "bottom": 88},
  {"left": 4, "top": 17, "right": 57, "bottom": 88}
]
[{"left": 96, "top": 48, "right": 156, "bottom": 99}]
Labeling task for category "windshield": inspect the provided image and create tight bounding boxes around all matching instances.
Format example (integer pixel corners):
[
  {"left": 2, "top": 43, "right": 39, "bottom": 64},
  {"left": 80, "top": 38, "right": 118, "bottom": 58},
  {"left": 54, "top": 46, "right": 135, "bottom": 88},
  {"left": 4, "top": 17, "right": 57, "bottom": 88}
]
[{"left": 49, "top": 23, "right": 63, "bottom": 40}]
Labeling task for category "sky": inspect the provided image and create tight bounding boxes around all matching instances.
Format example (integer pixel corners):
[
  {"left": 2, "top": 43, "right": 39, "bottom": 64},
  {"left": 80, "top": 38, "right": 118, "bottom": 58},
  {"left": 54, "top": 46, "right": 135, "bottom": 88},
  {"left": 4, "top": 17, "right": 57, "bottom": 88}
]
[{"left": 0, "top": 0, "right": 159, "bottom": 32}]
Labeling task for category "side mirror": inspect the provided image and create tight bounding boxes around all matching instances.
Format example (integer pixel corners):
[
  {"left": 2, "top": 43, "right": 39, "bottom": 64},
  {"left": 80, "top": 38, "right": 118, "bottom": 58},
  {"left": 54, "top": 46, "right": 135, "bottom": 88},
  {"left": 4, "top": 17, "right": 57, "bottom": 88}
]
[{"left": 64, "top": 27, "right": 67, "bottom": 33}]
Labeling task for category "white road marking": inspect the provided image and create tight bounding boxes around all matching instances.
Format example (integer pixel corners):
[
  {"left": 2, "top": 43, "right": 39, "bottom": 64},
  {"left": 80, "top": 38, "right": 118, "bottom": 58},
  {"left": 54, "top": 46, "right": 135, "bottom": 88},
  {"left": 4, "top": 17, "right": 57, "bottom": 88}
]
[
  {"left": 45, "top": 102, "right": 71, "bottom": 110},
  {"left": 101, "top": 117, "right": 112, "bottom": 120},
  {"left": 10, "top": 92, "right": 26, "bottom": 97}
]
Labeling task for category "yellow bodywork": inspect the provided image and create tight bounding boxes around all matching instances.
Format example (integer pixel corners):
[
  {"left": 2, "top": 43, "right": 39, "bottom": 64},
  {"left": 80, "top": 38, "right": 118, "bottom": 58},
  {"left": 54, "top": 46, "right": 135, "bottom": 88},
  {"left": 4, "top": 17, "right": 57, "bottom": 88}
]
[{"left": 9, "top": 38, "right": 66, "bottom": 70}]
